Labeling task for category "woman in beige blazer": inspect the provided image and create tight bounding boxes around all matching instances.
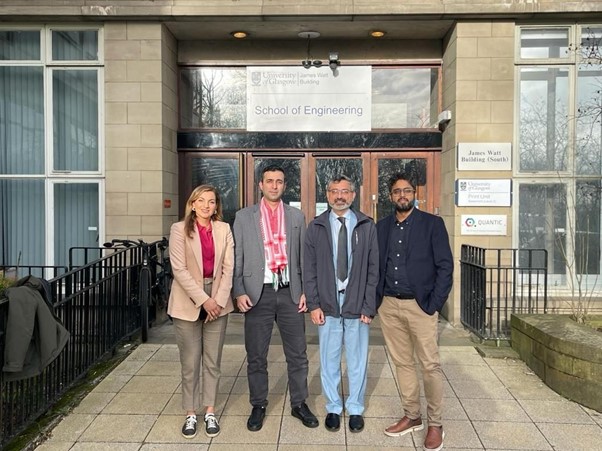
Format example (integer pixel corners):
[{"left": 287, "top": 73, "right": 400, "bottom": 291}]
[{"left": 168, "top": 184, "right": 234, "bottom": 439}]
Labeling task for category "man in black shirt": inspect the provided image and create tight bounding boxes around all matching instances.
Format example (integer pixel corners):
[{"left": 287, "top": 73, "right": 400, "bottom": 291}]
[{"left": 376, "top": 173, "right": 453, "bottom": 451}]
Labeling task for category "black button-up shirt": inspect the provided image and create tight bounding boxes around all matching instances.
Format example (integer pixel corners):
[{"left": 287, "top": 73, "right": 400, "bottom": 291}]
[{"left": 383, "top": 217, "right": 414, "bottom": 298}]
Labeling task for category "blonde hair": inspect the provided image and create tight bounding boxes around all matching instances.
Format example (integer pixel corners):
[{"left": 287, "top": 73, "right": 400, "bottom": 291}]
[{"left": 184, "top": 185, "right": 223, "bottom": 237}]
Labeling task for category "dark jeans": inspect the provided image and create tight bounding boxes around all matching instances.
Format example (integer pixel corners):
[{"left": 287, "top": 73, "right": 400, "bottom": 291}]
[{"left": 244, "top": 285, "right": 309, "bottom": 408}]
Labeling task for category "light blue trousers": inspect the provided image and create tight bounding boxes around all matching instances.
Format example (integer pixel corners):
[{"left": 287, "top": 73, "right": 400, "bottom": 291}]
[{"left": 318, "top": 293, "right": 370, "bottom": 415}]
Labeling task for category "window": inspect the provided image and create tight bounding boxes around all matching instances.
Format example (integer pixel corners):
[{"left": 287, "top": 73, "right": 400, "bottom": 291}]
[
  {"left": 179, "top": 66, "right": 440, "bottom": 130},
  {"left": 518, "top": 67, "right": 569, "bottom": 172},
  {"left": 0, "top": 26, "right": 103, "bottom": 269},
  {"left": 516, "top": 24, "right": 602, "bottom": 291},
  {"left": 519, "top": 27, "right": 571, "bottom": 60}
]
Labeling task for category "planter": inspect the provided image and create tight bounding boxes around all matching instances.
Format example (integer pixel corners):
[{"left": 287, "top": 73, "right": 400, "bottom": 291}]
[{"left": 511, "top": 314, "right": 602, "bottom": 413}]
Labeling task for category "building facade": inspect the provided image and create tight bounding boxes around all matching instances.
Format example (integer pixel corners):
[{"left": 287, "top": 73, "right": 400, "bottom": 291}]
[{"left": 1, "top": 1, "right": 601, "bottom": 324}]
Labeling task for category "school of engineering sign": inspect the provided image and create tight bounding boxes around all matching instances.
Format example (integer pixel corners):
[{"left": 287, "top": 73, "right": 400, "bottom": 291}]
[{"left": 247, "top": 66, "right": 372, "bottom": 132}]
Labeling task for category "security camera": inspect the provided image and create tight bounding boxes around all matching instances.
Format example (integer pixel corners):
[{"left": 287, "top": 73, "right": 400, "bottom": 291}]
[
  {"left": 302, "top": 59, "right": 312, "bottom": 69},
  {"left": 328, "top": 51, "right": 340, "bottom": 70},
  {"left": 312, "top": 59, "right": 323, "bottom": 67},
  {"left": 437, "top": 110, "right": 452, "bottom": 131}
]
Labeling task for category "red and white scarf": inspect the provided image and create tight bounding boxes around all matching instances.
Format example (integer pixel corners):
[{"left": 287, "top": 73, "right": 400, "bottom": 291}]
[{"left": 260, "top": 198, "right": 288, "bottom": 288}]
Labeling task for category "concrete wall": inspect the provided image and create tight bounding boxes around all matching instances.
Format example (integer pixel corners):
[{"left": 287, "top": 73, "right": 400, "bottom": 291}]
[
  {"left": 441, "top": 21, "right": 515, "bottom": 324},
  {"left": 104, "top": 22, "right": 177, "bottom": 242},
  {"left": 0, "top": 0, "right": 599, "bottom": 17}
]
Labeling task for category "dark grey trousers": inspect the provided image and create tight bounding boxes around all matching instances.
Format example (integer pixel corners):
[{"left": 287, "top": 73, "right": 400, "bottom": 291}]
[{"left": 244, "top": 284, "right": 309, "bottom": 408}]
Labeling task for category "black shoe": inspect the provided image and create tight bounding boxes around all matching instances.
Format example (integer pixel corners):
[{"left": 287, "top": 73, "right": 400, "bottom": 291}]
[
  {"left": 325, "top": 413, "right": 340, "bottom": 432},
  {"left": 247, "top": 406, "right": 266, "bottom": 432},
  {"left": 181, "top": 415, "right": 198, "bottom": 439},
  {"left": 349, "top": 415, "right": 364, "bottom": 433},
  {"left": 291, "top": 402, "right": 319, "bottom": 428}
]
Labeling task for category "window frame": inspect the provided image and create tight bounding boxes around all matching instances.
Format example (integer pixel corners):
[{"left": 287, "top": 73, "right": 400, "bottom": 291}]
[
  {"left": 514, "top": 25, "right": 575, "bottom": 65},
  {"left": 0, "top": 24, "right": 104, "bottom": 267},
  {"left": 514, "top": 23, "right": 602, "bottom": 293}
]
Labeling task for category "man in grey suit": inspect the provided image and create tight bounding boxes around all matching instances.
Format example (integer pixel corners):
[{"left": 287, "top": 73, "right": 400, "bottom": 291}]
[{"left": 233, "top": 164, "right": 318, "bottom": 432}]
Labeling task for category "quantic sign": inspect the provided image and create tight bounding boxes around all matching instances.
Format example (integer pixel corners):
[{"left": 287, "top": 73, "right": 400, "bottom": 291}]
[
  {"left": 457, "top": 143, "right": 511, "bottom": 171},
  {"left": 246, "top": 66, "right": 372, "bottom": 132},
  {"left": 461, "top": 215, "right": 507, "bottom": 236}
]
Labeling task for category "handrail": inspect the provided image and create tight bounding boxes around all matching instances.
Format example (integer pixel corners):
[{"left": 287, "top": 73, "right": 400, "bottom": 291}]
[{"left": 460, "top": 245, "right": 548, "bottom": 343}]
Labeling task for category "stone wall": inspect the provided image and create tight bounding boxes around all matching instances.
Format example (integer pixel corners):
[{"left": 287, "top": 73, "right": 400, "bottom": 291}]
[
  {"left": 105, "top": 22, "right": 176, "bottom": 242},
  {"left": 442, "top": 21, "right": 515, "bottom": 323},
  {"left": 0, "top": 0, "right": 599, "bottom": 17},
  {"left": 512, "top": 314, "right": 602, "bottom": 413}
]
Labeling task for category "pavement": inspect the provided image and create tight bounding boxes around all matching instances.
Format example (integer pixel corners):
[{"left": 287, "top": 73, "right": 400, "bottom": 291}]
[{"left": 34, "top": 314, "right": 602, "bottom": 450}]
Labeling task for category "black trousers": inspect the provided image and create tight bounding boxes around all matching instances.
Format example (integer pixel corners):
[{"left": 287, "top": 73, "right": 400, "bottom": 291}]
[{"left": 244, "top": 285, "right": 309, "bottom": 408}]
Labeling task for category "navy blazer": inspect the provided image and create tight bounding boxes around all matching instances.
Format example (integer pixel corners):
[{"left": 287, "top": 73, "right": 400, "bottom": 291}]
[{"left": 376, "top": 208, "right": 453, "bottom": 315}]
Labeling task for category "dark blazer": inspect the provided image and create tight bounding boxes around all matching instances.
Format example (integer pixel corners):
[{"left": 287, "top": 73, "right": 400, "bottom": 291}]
[
  {"left": 232, "top": 202, "right": 306, "bottom": 305},
  {"left": 3, "top": 276, "right": 70, "bottom": 381},
  {"left": 304, "top": 208, "right": 379, "bottom": 319},
  {"left": 376, "top": 208, "right": 453, "bottom": 315}
]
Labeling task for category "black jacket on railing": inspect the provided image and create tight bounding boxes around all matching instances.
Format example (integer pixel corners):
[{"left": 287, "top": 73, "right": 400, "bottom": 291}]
[{"left": 2, "top": 276, "right": 69, "bottom": 382}]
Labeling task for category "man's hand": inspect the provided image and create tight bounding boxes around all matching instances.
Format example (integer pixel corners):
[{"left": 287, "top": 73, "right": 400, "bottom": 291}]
[
  {"left": 298, "top": 293, "right": 308, "bottom": 313},
  {"left": 310, "top": 308, "right": 325, "bottom": 325},
  {"left": 236, "top": 294, "right": 253, "bottom": 313},
  {"left": 360, "top": 314, "right": 372, "bottom": 324}
]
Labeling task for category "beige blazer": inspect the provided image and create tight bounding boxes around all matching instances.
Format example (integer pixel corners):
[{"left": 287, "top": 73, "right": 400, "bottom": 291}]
[{"left": 167, "top": 220, "right": 234, "bottom": 321}]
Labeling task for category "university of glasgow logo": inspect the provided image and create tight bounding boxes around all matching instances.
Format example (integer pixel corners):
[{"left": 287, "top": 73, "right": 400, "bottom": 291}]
[
  {"left": 251, "top": 71, "right": 261, "bottom": 86},
  {"left": 459, "top": 181, "right": 467, "bottom": 191}
]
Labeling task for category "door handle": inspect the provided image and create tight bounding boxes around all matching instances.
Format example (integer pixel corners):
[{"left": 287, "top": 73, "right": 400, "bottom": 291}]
[{"left": 371, "top": 194, "right": 378, "bottom": 221}]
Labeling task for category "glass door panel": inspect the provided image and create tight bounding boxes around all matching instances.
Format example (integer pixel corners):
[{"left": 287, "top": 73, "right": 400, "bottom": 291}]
[
  {"left": 181, "top": 154, "right": 241, "bottom": 225},
  {"left": 183, "top": 151, "right": 439, "bottom": 226}
]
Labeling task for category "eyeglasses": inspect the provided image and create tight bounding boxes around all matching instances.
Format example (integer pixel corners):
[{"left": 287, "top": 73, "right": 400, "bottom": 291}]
[
  {"left": 391, "top": 188, "right": 415, "bottom": 196},
  {"left": 328, "top": 189, "right": 353, "bottom": 195}
]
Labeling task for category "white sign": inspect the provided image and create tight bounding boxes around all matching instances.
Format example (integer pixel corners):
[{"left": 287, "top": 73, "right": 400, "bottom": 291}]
[
  {"left": 461, "top": 215, "right": 507, "bottom": 235},
  {"left": 315, "top": 202, "right": 328, "bottom": 217},
  {"left": 456, "top": 179, "right": 512, "bottom": 207},
  {"left": 457, "top": 143, "right": 512, "bottom": 171},
  {"left": 247, "top": 66, "right": 372, "bottom": 132}
]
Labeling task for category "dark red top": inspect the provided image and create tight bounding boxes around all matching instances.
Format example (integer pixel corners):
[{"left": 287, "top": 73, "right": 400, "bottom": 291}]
[{"left": 197, "top": 222, "right": 214, "bottom": 278}]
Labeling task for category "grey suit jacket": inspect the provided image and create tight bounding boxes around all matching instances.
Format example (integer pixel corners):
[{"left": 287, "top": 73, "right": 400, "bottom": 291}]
[{"left": 232, "top": 202, "right": 306, "bottom": 305}]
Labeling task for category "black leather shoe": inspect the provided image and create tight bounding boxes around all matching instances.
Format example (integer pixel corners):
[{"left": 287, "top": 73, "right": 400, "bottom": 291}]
[
  {"left": 325, "top": 413, "right": 340, "bottom": 432},
  {"left": 349, "top": 415, "right": 364, "bottom": 432},
  {"left": 247, "top": 406, "right": 266, "bottom": 432},
  {"left": 291, "top": 402, "right": 319, "bottom": 428}
]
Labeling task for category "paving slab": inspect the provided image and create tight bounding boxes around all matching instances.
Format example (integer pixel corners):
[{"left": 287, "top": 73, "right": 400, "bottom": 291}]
[{"left": 28, "top": 318, "right": 602, "bottom": 451}]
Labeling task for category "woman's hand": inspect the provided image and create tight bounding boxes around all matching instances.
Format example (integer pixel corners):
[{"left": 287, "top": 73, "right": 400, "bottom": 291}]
[{"left": 202, "top": 297, "right": 222, "bottom": 322}]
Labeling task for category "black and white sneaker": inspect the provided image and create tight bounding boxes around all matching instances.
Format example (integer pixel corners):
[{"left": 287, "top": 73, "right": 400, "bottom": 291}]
[
  {"left": 204, "top": 413, "right": 220, "bottom": 437},
  {"left": 182, "top": 414, "right": 197, "bottom": 439}
]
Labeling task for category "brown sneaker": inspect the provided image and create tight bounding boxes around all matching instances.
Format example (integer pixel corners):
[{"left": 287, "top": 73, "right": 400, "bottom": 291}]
[
  {"left": 384, "top": 416, "right": 423, "bottom": 437},
  {"left": 423, "top": 425, "right": 445, "bottom": 451}
]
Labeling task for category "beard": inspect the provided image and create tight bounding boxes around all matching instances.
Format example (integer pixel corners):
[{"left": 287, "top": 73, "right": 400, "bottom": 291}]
[
  {"left": 330, "top": 199, "right": 352, "bottom": 211},
  {"left": 395, "top": 199, "right": 414, "bottom": 213}
]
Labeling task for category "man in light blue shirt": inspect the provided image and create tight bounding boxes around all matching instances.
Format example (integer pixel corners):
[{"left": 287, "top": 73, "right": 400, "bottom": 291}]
[{"left": 304, "top": 174, "right": 379, "bottom": 433}]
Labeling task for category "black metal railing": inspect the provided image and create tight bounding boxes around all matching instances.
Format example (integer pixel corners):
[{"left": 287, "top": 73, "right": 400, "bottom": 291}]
[
  {"left": 0, "top": 246, "right": 143, "bottom": 447},
  {"left": 0, "top": 265, "right": 68, "bottom": 280},
  {"left": 460, "top": 245, "right": 548, "bottom": 342}
]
